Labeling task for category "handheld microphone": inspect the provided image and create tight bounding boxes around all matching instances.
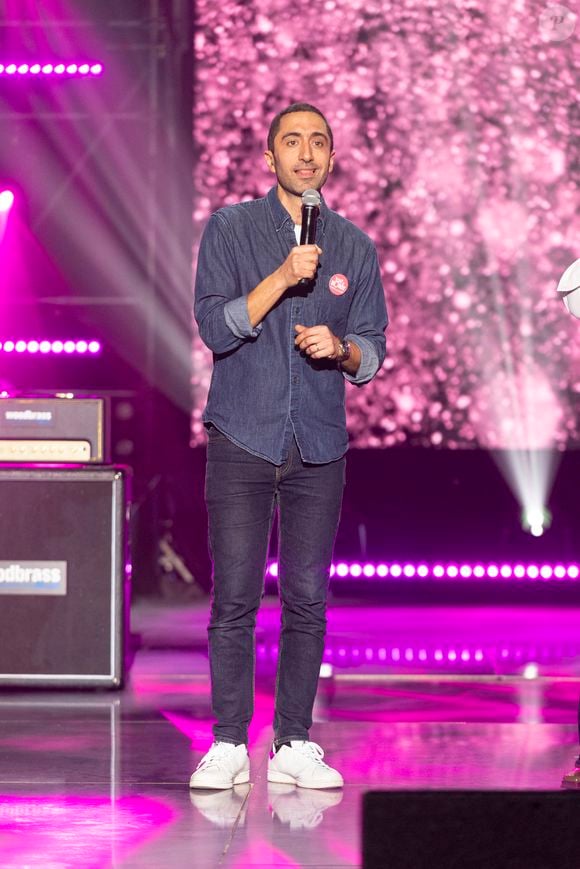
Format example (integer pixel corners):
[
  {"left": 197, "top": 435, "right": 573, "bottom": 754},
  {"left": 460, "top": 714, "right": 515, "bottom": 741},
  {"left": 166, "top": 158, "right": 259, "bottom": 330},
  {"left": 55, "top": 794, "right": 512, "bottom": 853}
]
[{"left": 298, "top": 188, "right": 321, "bottom": 286}]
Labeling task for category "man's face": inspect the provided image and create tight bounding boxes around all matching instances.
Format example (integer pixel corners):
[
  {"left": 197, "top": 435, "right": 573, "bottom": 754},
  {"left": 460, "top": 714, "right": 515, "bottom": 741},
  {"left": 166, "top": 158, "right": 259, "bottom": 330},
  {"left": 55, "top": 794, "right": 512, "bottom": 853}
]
[{"left": 264, "top": 111, "right": 335, "bottom": 200}]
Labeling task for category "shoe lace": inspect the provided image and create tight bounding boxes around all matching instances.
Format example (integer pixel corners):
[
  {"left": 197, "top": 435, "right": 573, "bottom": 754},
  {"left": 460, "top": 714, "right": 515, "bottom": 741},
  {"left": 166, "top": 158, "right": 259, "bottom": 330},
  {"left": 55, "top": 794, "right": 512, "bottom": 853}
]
[
  {"left": 295, "top": 741, "right": 329, "bottom": 767},
  {"left": 196, "top": 742, "right": 235, "bottom": 771}
]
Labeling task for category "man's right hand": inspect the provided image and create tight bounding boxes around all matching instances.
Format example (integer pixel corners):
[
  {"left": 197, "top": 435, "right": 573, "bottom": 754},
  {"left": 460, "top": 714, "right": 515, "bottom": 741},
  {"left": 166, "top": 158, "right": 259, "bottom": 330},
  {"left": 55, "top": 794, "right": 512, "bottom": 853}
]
[
  {"left": 279, "top": 245, "right": 322, "bottom": 289},
  {"left": 246, "top": 245, "right": 322, "bottom": 329}
]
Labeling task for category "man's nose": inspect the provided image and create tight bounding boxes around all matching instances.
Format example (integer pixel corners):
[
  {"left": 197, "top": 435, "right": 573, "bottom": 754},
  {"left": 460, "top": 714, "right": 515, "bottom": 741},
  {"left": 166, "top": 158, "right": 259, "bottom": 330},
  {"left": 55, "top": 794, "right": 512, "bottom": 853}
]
[{"left": 299, "top": 141, "right": 313, "bottom": 162}]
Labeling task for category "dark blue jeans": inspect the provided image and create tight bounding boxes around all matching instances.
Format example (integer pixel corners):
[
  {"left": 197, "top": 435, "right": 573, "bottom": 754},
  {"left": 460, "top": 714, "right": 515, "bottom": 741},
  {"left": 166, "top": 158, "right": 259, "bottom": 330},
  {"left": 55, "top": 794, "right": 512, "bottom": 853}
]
[{"left": 205, "top": 427, "right": 346, "bottom": 747}]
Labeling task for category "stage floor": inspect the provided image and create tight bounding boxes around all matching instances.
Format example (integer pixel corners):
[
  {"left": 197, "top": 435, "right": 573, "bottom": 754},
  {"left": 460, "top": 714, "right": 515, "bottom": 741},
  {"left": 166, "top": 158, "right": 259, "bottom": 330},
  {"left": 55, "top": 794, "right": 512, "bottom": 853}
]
[{"left": 1, "top": 599, "right": 580, "bottom": 867}]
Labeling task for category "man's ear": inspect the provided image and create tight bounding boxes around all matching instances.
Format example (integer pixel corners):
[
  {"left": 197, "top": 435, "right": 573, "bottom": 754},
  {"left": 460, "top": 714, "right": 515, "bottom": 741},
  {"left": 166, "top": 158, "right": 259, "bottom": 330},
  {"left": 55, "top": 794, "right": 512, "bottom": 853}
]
[
  {"left": 329, "top": 151, "right": 336, "bottom": 174},
  {"left": 264, "top": 150, "right": 276, "bottom": 174}
]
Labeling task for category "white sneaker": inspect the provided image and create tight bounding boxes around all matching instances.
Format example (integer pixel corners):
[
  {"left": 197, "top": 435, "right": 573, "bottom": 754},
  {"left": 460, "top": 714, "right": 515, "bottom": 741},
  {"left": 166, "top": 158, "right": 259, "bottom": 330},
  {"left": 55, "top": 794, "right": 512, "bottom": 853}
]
[
  {"left": 189, "top": 742, "right": 250, "bottom": 790},
  {"left": 267, "top": 741, "right": 344, "bottom": 789},
  {"left": 268, "top": 782, "right": 343, "bottom": 828}
]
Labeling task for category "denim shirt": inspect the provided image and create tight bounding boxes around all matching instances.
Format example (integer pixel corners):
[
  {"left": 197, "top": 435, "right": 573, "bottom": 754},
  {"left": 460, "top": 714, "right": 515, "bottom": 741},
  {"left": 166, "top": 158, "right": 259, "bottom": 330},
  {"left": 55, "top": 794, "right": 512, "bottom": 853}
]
[{"left": 194, "top": 186, "right": 388, "bottom": 465}]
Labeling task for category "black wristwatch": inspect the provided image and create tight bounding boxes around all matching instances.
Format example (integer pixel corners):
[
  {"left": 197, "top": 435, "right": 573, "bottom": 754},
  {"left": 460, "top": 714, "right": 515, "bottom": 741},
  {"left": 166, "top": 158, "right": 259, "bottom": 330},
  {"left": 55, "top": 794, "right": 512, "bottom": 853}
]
[{"left": 336, "top": 338, "right": 351, "bottom": 365}]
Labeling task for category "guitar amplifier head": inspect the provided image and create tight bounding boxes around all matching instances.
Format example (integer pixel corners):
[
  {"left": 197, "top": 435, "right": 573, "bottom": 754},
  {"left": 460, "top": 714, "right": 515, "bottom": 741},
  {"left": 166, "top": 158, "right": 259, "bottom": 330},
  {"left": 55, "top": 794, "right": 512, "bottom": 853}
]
[{"left": 0, "top": 395, "right": 109, "bottom": 463}]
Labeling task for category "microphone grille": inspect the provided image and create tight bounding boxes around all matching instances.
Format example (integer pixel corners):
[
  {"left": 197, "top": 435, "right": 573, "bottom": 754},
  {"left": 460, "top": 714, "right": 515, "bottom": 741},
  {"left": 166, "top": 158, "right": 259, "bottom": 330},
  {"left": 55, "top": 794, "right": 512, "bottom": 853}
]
[{"left": 301, "top": 188, "right": 321, "bottom": 207}]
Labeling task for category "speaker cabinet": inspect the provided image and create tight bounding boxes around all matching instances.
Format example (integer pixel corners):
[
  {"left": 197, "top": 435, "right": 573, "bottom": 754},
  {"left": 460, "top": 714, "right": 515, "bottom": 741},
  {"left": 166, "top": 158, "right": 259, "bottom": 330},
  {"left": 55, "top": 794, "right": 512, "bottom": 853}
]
[
  {"left": 363, "top": 790, "right": 579, "bottom": 869},
  {"left": 0, "top": 467, "right": 129, "bottom": 687}
]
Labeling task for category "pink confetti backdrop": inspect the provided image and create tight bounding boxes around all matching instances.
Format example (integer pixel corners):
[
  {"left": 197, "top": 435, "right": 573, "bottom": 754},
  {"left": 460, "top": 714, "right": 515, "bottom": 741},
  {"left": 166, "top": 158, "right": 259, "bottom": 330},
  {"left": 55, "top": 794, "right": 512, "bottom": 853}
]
[{"left": 191, "top": 0, "right": 579, "bottom": 450}]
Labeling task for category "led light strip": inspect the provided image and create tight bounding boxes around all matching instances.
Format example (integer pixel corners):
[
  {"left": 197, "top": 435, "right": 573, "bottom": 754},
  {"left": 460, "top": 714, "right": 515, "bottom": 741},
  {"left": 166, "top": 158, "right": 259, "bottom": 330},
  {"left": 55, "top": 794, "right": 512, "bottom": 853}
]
[
  {"left": 258, "top": 642, "right": 487, "bottom": 664},
  {"left": 257, "top": 641, "right": 576, "bottom": 668},
  {"left": 0, "top": 63, "right": 103, "bottom": 76},
  {"left": 0, "top": 340, "right": 101, "bottom": 354},
  {"left": 266, "top": 561, "right": 580, "bottom": 580}
]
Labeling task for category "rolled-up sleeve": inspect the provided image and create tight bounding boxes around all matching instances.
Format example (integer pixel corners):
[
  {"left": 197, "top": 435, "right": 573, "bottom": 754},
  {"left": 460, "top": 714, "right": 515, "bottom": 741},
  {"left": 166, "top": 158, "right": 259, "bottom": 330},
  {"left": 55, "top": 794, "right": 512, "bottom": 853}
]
[
  {"left": 194, "top": 213, "right": 261, "bottom": 354},
  {"left": 224, "top": 296, "right": 263, "bottom": 340},
  {"left": 342, "top": 244, "right": 388, "bottom": 385},
  {"left": 343, "top": 334, "right": 380, "bottom": 384}
]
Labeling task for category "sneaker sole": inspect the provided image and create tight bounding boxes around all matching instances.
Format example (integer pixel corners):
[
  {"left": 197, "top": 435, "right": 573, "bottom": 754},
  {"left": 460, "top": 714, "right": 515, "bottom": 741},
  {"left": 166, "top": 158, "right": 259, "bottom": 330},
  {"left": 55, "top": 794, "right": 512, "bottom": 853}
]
[
  {"left": 189, "top": 769, "right": 250, "bottom": 790},
  {"left": 267, "top": 769, "right": 297, "bottom": 786},
  {"left": 267, "top": 769, "right": 343, "bottom": 789}
]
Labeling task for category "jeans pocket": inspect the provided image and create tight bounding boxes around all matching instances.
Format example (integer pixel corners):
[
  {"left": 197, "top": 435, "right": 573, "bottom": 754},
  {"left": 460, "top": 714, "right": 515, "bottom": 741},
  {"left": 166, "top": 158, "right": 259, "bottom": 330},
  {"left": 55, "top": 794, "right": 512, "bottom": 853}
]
[{"left": 206, "top": 424, "right": 226, "bottom": 442}]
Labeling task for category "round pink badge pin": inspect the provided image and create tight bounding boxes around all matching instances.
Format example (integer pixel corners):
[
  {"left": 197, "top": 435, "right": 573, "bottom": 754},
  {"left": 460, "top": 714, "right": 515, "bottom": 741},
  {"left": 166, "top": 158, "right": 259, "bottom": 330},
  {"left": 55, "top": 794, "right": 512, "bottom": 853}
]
[{"left": 329, "top": 274, "right": 349, "bottom": 296}]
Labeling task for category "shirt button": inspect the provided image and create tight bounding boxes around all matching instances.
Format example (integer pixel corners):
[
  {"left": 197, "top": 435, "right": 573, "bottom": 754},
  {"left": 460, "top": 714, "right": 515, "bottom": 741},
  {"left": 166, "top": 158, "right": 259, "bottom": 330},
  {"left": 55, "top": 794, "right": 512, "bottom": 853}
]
[{"left": 292, "top": 376, "right": 299, "bottom": 385}]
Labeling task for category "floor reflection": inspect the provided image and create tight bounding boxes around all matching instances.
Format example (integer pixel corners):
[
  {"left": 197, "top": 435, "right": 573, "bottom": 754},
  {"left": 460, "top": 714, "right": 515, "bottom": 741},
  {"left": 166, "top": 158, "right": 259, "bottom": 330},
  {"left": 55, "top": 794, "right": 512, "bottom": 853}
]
[
  {"left": 268, "top": 783, "right": 343, "bottom": 829},
  {"left": 0, "top": 600, "right": 578, "bottom": 867},
  {"left": 189, "top": 783, "right": 251, "bottom": 828},
  {"left": 0, "top": 793, "right": 176, "bottom": 867}
]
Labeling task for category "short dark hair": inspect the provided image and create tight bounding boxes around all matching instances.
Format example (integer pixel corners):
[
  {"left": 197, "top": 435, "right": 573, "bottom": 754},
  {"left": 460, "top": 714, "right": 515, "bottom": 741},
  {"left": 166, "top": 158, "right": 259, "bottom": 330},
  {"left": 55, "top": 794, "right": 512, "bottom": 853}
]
[{"left": 267, "top": 103, "right": 334, "bottom": 152}]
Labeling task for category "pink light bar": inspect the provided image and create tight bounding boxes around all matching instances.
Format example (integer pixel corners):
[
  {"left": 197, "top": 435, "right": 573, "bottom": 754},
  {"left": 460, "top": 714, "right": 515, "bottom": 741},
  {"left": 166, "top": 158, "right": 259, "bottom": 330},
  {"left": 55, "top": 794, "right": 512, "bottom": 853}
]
[
  {"left": 266, "top": 561, "right": 580, "bottom": 581},
  {"left": 256, "top": 640, "right": 572, "bottom": 666},
  {"left": 0, "top": 340, "right": 101, "bottom": 355},
  {"left": 0, "top": 63, "right": 103, "bottom": 77}
]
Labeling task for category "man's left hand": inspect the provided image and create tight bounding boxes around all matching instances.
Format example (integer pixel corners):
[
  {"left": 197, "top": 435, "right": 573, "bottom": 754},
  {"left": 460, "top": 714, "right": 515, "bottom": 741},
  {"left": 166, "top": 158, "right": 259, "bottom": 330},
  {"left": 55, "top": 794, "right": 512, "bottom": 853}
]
[{"left": 295, "top": 324, "right": 340, "bottom": 360}]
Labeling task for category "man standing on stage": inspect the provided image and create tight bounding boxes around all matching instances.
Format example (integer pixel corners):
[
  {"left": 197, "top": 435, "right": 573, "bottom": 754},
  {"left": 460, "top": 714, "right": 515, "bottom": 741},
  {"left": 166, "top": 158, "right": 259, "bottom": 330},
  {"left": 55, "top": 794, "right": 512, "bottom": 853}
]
[{"left": 191, "top": 103, "right": 388, "bottom": 790}]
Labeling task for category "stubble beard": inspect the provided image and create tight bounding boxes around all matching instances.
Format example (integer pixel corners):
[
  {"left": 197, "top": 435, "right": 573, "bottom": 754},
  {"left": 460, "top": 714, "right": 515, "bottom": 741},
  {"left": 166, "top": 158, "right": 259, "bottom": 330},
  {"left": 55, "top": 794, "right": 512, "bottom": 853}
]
[
  {"left": 276, "top": 173, "right": 328, "bottom": 199},
  {"left": 274, "top": 161, "right": 330, "bottom": 201}
]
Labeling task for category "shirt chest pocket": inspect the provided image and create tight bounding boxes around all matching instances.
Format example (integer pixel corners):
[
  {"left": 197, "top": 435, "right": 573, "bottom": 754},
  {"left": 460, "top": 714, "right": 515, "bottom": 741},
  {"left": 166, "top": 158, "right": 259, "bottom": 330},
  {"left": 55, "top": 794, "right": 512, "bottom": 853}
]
[{"left": 313, "top": 272, "right": 352, "bottom": 334}]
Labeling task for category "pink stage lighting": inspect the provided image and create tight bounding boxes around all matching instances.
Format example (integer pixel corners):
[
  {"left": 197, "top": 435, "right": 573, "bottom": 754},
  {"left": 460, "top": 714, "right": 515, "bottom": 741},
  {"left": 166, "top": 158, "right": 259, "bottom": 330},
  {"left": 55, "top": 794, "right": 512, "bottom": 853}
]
[
  {"left": 257, "top": 639, "right": 570, "bottom": 669},
  {"left": 0, "top": 62, "right": 103, "bottom": 77},
  {"left": 0, "top": 190, "right": 15, "bottom": 213},
  {"left": 0, "top": 340, "right": 101, "bottom": 355},
  {"left": 266, "top": 561, "right": 580, "bottom": 581}
]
